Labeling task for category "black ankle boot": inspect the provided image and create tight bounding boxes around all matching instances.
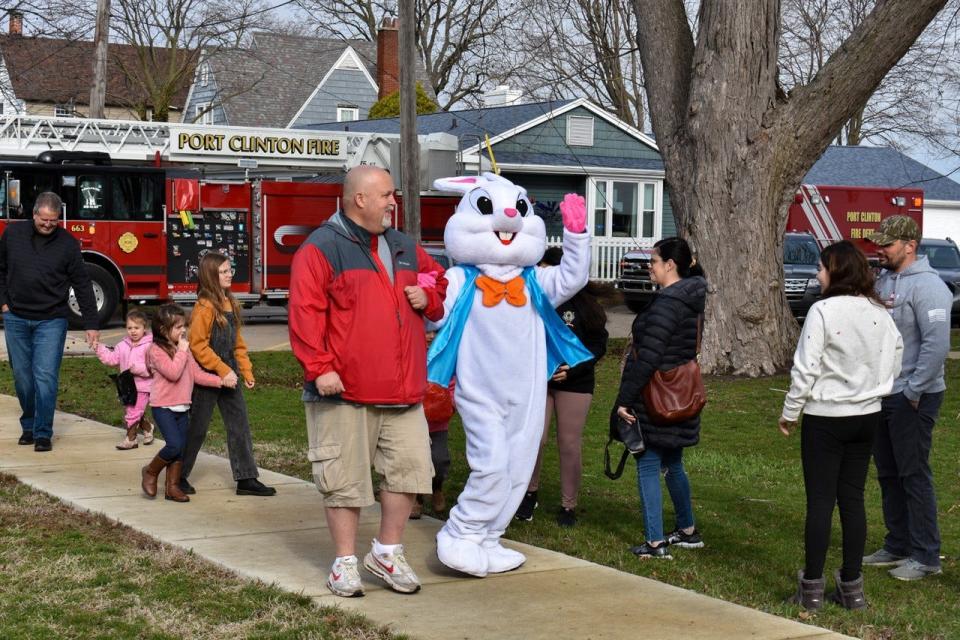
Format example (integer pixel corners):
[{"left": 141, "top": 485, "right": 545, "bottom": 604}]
[
  {"left": 830, "top": 570, "right": 867, "bottom": 609},
  {"left": 787, "top": 570, "right": 825, "bottom": 610}
]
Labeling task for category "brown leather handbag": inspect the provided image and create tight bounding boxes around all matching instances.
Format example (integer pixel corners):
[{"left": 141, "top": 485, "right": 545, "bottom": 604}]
[{"left": 641, "top": 315, "right": 706, "bottom": 424}]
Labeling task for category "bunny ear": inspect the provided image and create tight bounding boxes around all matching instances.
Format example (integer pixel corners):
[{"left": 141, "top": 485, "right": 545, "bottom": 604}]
[
  {"left": 482, "top": 172, "right": 515, "bottom": 187},
  {"left": 433, "top": 176, "right": 484, "bottom": 194}
]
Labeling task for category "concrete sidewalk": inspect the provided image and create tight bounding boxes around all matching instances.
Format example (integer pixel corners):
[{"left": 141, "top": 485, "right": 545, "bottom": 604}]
[{"left": 0, "top": 394, "right": 854, "bottom": 640}]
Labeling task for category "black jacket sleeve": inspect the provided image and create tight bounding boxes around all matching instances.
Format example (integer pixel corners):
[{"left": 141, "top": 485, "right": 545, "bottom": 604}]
[
  {"left": 65, "top": 239, "right": 99, "bottom": 330},
  {"left": 616, "top": 297, "right": 682, "bottom": 408},
  {"left": 0, "top": 230, "right": 8, "bottom": 309}
]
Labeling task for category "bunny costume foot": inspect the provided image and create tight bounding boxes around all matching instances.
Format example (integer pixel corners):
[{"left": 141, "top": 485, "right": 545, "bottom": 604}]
[
  {"left": 437, "top": 528, "right": 489, "bottom": 577},
  {"left": 428, "top": 173, "right": 592, "bottom": 577},
  {"left": 483, "top": 537, "right": 526, "bottom": 573}
]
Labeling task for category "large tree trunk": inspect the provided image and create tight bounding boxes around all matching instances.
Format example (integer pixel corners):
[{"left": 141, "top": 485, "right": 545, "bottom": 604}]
[{"left": 633, "top": 0, "right": 948, "bottom": 375}]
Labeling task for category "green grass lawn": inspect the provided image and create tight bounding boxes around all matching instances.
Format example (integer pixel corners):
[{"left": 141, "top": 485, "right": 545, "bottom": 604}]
[
  {"left": 1, "top": 345, "right": 958, "bottom": 639},
  {"left": 0, "top": 473, "right": 403, "bottom": 640}
]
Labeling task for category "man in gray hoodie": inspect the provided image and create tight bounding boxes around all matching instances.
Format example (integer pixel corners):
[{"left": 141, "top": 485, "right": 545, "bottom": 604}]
[{"left": 863, "top": 216, "right": 952, "bottom": 581}]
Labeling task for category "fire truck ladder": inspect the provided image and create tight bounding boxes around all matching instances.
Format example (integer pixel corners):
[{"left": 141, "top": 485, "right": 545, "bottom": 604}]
[
  {"left": 0, "top": 115, "right": 172, "bottom": 162},
  {"left": 0, "top": 115, "right": 397, "bottom": 168}
]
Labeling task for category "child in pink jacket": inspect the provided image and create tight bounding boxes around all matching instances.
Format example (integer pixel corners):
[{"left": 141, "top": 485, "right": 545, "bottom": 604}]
[
  {"left": 141, "top": 303, "right": 229, "bottom": 503},
  {"left": 96, "top": 309, "right": 155, "bottom": 450}
]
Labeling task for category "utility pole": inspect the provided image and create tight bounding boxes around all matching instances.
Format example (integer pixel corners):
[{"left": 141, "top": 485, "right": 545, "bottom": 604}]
[
  {"left": 89, "top": 0, "right": 111, "bottom": 119},
  {"left": 398, "top": 1, "right": 420, "bottom": 242}
]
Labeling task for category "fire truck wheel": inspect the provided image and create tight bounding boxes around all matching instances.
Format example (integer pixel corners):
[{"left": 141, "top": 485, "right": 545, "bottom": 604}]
[{"left": 67, "top": 263, "right": 119, "bottom": 329}]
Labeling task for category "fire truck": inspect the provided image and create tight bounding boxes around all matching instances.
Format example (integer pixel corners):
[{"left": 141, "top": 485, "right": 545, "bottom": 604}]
[
  {"left": 617, "top": 183, "right": 924, "bottom": 316},
  {"left": 0, "top": 116, "right": 460, "bottom": 326}
]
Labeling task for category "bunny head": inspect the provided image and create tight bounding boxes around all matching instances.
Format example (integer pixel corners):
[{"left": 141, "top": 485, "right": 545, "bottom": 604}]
[{"left": 433, "top": 172, "right": 545, "bottom": 267}]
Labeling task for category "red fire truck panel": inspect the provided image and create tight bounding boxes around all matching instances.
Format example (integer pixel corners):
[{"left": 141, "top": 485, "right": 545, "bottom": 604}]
[
  {"left": 788, "top": 184, "right": 923, "bottom": 254},
  {"left": 260, "top": 182, "right": 342, "bottom": 294}
]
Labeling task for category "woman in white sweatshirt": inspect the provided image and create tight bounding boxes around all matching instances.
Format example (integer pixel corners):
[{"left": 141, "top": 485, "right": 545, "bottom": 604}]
[{"left": 779, "top": 240, "right": 903, "bottom": 611}]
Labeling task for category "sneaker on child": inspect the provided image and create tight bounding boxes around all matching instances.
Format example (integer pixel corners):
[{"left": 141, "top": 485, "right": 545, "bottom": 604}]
[{"left": 326, "top": 556, "right": 364, "bottom": 597}]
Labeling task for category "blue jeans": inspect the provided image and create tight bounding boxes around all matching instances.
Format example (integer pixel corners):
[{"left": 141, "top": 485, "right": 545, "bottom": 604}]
[
  {"left": 152, "top": 407, "right": 189, "bottom": 462},
  {"left": 635, "top": 446, "right": 695, "bottom": 543},
  {"left": 3, "top": 312, "right": 68, "bottom": 440}
]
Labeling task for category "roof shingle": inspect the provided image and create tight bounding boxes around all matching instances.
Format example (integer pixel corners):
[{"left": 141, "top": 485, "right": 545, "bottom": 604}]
[
  {"left": 305, "top": 99, "right": 574, "bottom": 138},
  {"left": 205, "top": 32, "right": 436, "bottom": 128},
  {"left": 0, "top": 34, "right": 194, "bottom": 110}
]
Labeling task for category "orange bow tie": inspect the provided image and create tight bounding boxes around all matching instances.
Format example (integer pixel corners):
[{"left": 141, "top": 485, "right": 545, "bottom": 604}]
[{"left": 476, "top": 275, "right": 527, "bottom": 307}]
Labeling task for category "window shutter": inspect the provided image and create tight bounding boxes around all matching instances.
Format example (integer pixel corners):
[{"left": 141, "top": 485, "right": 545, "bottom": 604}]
[{"left": 566, "top": 116, "right": 594, "bottom": 146}]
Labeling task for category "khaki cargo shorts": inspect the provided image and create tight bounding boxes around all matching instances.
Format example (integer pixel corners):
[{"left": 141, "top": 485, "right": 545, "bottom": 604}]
[{"left": 305, "top": 402, "right": 434, "bottom": 508}]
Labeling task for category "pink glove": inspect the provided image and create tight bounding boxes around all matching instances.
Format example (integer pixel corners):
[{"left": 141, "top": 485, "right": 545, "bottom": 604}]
[
  {"left": 559, "top": 193, "right": 586, "bottom": 233},
  {"left": 417, "top": 270, "right": 438, "bottom": 288}
]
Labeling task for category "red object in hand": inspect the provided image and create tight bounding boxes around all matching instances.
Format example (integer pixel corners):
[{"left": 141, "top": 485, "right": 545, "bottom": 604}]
[{"left": 423, "top": 382, "right": 455, "bottom": 423}]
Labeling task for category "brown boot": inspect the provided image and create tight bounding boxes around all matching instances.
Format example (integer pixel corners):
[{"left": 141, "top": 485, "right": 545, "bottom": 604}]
[
  {"left": 787, "top": 570, "right": 825, "bottom": 610},
  {"left": 141, "top": 455, "right": 168, "bottom": 498},
  {"left": 116, "top": 423, "right": 139, "bottom": 450},
  {"left": 164, "top": 461, "right": 190, "bottom": 503},
  {"left": 140, "top": 417, "right": 155, "bottom": 445},
  {"left": 829, "top": 570, "right": 867, "bottom": 610}
]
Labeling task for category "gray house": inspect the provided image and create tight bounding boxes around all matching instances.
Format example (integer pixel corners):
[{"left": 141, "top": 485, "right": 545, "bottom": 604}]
[{"left": 183, "top": 22, "right": 435, "bottom": 129}]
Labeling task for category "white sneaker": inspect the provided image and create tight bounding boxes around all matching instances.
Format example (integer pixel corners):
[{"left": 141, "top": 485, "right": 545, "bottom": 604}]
[
  {"left": 326, "top": 556, "right": 364, "bottom": 597},
  {"left": 363, "top": 544, "right": 422, "bottom": 593}
]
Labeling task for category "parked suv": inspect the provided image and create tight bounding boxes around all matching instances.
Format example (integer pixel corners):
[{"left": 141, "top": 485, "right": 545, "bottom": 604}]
[
  {"left": 917, "top": 237, "right": 960, "bottom": 326},
  {"left": 783, "top": 232, "right": 822, "bottom": 319},
  {"left": 616, "top": 232, "right": 822, "bottom": 318},
  {"left": 616, "top": 247, "right": 656, "bottom": 313}
]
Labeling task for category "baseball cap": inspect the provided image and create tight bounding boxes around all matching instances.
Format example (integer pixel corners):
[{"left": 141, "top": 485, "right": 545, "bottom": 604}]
[{"left": 869, "top": 215, "right": 921, "bottom": 246}]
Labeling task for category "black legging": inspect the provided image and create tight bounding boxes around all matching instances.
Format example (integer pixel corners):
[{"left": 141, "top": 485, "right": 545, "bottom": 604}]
[{"left": 801, "top": 412, "right": 879, "bottom": 581}]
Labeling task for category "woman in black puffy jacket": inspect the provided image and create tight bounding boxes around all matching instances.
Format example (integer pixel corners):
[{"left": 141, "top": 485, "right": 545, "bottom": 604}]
[{"left": 616, "top": 237, "right": 707, "bottom": 559}]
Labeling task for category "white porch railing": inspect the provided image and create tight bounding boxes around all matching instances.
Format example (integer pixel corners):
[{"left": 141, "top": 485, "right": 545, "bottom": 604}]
[{"left": 546, "top": 236, "right": 654, "bottom": 282}]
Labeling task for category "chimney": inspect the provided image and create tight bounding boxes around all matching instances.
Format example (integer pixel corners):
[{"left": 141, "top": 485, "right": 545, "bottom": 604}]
[
  {"left": 9, "top": 11, "right": 22, "bottom": 36},
  {"left": 483, "top": 85, "right": 523, "bottom": 108},
  {"left": 376, "top": 16, "right": 399, "bottom": 99}
]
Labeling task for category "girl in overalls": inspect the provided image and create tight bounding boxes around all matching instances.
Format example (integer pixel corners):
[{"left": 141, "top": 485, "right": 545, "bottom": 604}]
[{"left": 179, "top": 252, "right": 276, "bottom": 497}]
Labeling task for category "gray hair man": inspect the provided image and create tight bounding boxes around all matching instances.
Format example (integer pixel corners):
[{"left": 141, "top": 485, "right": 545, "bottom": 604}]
[{"left": 0, "top": 191, "right": 100, "bottom": 452}]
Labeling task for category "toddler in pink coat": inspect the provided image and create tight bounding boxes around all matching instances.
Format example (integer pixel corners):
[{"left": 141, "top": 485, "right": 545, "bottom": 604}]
[{"left": 95, "top": 310, "right": 155, "bottom": 450}]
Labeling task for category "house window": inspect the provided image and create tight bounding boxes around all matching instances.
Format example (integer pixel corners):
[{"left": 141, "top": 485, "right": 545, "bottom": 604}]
[
  {"left": 195, "top": 102, "right": 213, "bottom": 125},
  {"left": 590, "top": 178, "right": 660, "bottom": 241},
  {"left": 566, "top": 115, "right": 594, "bottom": 146},
  {"left": 54, "top": 103, "right": 74, "bottom": 118},
  {"left": 200, "top": 64, "right": 210, "bottom": 87},
  {"left": 337, "top": 107, "right": 359, "bottom": 122}
]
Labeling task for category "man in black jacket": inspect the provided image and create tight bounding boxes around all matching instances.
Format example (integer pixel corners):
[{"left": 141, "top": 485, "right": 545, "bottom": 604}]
[{"left": 0, "top": 192, "right": 99, "bottom": 451}]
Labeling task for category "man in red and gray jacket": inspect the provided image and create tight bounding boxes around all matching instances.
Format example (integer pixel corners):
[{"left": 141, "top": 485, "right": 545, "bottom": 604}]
[{"left": 289, "top": 165, "right": 447, "bottom": 597}]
